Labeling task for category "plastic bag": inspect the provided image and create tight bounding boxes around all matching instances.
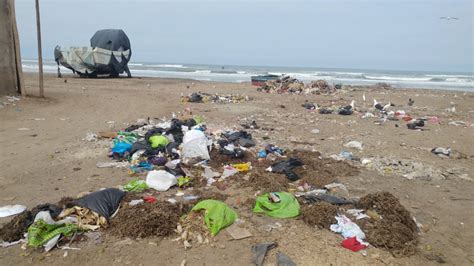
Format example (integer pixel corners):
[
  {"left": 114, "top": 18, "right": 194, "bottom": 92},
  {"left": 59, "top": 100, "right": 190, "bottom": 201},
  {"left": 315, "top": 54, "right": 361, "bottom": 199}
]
[
  {"left": 123, "top": 180, "right": 149, "bottom": 192},
  {"left": 0, "top": 205, "right": 27, "bottom": 218},
  {"left": 191, "top": 200, "right": 237, "bottom": 236},
  {"left": 27, "top": 220, "right": 79, "bottom": 248},
  {"left": 182, "top": 130, "right": 210, "bottom": 160},
  {"left": 146, "top": 170, "right": 177, "bottom": 191},
  {"left": 149, "top": 135, "right": 170, "bottom": 149},
  {"left": 253, "top": 192, "right": 300, "bottom": 218},
  {"left": 73, "top": 188, "right": 125, "bottom": 220},
  {"left": 330, "top": 214, "right": 366, "bottom": 240}
]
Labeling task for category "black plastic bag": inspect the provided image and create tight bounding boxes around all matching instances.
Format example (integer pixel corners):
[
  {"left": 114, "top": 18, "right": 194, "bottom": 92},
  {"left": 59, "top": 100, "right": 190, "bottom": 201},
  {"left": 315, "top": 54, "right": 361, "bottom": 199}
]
[
  {"left": 271, "top": 158, "right": 303, "bottom": 173},
  {"left": 276, "top": 252, "right": 297, "bottom": 266},
  {"left": 338, "top": 108, "right": 353, "bottom": 116},
  {"left": 189, "top": 93, "right": 203, "bottom": 102},
  {"left": 319, "top": 108, "right": 333, "bottom": 114},
  {"left": 130, "top": 139, "right": 151, "bottom": 155},
  {"left": 251, "top": 242, "right": 277, "bottom": 266},
  {"left": 271, "top": 158, "right": 303, "bottom": 181},
  {"left": 303, "top": 193, "right": 355, "bottom": 205},
  {"left": 73, "top": 188, "right": 125, "bottom": 220},
  {"left": 236, "top": 137, "right": 256, "bottom": 147}
]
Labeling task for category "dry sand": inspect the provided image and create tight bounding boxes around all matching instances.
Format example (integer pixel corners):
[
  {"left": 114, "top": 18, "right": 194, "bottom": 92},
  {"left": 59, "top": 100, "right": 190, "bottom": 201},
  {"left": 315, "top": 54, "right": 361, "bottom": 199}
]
[{"left": 0, "top": 73, "right": 473, "bottom": 265}]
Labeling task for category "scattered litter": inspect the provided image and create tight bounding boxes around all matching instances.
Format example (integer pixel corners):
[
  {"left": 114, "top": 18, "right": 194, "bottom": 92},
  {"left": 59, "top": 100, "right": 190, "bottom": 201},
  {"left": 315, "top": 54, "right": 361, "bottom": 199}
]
[
  {"left": 96, "top": 161, "right": 129, "bottom": 168},
  {"left": 221, "top": 165, "right": 239, "bottom": 179},
  {"left": 338, "top": 151, "right": 353, "bottom": 160},
  {"left": 0, "top": 205, "right": 27, "bottom": 218},
  {"left": 330, "top": 215, "right": 367, "bottom": 242},
  {"left": 253, "top": 192, "right": 300, "bottom": 218},
  {"left": 191, "top": 200, "right": 237, "bottom": 236},
  {"left": 182, "top": 92, "right": 251, "bottom": 104},
  {"left": 276, "top": 252, "right": 297, "bottom": 266},
  {"left": 129, "top": 200, "right": 144, "bottom": 206},
  {"left": 268, "top": 158, "right": 304, "bottom": 181},
  {"left": 123, "top": 180, "right": 149, "bottom": 192},
  {"left": 431, "top": 147, "right": 451, "bottom": 158},
  {"left": 341, "top": 237, "right": 368, "bottom": 252},
  {"left": 303, "top": 193, "right": 354, "bottom": 205},
  {"left": 251, "top": 242, "right": 277, "bottom": 266},
  {"left": 226, "top": 223, "right": 252, "bottom": 240},
  {"left": 84, "top": 133, "right": 98, "bottom": 142},
  {"left": 146, "top": 170, "right": 178, "bottom": 191},
  {"left": 344, "top": 141, "right": 363, "bottom": 150},
  {"left": 73, "top": 188, "right": 125, "bottom": 220},
  {"left": 346, "top": 209, "right": 370, "bottom": 220}
]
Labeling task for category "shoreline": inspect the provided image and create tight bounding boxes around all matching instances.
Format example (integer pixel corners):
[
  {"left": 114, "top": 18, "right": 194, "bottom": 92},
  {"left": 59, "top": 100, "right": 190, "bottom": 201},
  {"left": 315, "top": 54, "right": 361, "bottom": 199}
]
[{"left": 22, "top": 72, "right": 474, "bottom": 94}]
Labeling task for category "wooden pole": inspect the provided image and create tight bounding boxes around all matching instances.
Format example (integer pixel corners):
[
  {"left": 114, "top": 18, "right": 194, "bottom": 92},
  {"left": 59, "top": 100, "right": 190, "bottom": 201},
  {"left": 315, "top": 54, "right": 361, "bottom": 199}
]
[
  {"left": 35, "top": 0, "right": 44, "bottom": 97},
  {"left": 11, "top": 0, "right": 25, "bottom": 96}
]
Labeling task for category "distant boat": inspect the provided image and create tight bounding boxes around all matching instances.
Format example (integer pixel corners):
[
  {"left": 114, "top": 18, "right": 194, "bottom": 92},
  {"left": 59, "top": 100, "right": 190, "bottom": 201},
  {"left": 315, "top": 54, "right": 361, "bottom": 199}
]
[{"left": 251, "top": 74, "right": 280, "bottom": 86}]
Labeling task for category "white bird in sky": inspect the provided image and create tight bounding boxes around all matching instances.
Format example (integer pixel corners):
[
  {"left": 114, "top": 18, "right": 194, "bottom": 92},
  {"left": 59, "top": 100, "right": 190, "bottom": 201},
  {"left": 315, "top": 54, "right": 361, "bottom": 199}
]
[{"left": 440, "top": 17, "right": 459, "bottom": 20}]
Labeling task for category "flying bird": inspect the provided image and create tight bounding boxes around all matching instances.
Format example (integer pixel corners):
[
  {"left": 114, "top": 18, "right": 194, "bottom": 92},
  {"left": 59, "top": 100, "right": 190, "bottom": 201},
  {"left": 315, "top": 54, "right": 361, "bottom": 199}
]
[{"left": 440, "top": 17, "right": 459, "bottom": 20}]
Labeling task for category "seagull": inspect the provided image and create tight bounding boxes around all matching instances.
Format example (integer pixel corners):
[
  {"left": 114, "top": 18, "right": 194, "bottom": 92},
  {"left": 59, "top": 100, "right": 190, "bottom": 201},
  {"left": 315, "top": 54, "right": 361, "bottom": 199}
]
[
  {"left": 342, "top": 100, "right": 355, "bottom": 110},
  {"left": 440, "top": 17, "right": 459, "bottom": 20},
  {"left": 408, "top": 98, "right": 414, "bottom": 106},
  {"left": 373, "top": 99, "right": 391, "bottom": 111},
  {"left": 373, "top": 99, "right": 383, "bottom": 111}
]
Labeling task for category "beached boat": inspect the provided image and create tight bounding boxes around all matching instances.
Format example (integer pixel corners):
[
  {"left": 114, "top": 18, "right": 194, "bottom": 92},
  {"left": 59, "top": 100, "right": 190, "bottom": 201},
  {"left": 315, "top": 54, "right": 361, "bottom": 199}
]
[{"left": 250, "top": 74, "right": 280, "bottom": 86}]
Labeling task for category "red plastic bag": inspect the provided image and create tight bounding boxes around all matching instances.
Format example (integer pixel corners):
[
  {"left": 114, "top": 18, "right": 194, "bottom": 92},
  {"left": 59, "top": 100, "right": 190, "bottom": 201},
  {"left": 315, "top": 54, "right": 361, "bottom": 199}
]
[{"left": 341, "top": 237, "right": 367, "bottom": 252}]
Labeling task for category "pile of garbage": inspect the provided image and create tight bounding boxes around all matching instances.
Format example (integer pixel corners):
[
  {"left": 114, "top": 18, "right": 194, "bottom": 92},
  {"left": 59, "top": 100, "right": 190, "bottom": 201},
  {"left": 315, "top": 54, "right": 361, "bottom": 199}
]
[
  {"left": 257, "top": 75, "right": 339, "bottom": 95},
  {"left": 182, "top": 92, "right": 250, "bottom": 104},
  {"left": 0, "top": 112, "right": 420, "bottom": 260}
]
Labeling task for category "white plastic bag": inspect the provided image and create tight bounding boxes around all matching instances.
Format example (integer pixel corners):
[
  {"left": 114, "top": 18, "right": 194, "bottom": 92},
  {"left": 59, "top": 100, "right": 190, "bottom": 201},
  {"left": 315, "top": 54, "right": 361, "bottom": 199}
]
[
  {"left": 146, "top": 170, "right": 177, "bottom": 191},
  {"left": 330, "top": 214, "right": 366, "bottom": 240},
  {"left": 182, "top": 130, "right": 210, "bottom": 160},
  {"left": 0, "top": 205, "right": 27, "bottom": 218}
]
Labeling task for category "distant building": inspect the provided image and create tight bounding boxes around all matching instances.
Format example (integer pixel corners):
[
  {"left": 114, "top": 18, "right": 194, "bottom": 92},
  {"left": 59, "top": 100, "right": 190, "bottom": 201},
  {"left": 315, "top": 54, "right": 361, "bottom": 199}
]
[{"left": 0, "top": 0, "right": 24, "bottom": 95}]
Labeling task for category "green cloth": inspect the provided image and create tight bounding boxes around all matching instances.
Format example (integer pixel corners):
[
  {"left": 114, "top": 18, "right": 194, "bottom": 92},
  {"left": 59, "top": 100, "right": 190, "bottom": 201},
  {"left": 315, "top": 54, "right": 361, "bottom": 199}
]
[
  {"left": 253, "top": 192, "right": 300, "bottom": 218},
  {"left": 191, "top": 200, "right": 237, "bottom": 236},
  {"left": 149, "top": 135, "right": 170, "bottom": 149},
  {"left": 27, "top": 220, "right": 80, "bottom": 248},
  {"left": 123, "top": 179, "right": 149, "bottom": 192}
]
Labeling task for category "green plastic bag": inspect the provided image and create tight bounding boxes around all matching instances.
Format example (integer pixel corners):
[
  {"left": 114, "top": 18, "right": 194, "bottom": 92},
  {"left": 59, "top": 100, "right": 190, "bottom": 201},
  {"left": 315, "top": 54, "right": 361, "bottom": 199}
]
[
  {"left": 28, "top": 220, "right": 80, "bottom": 248},
  {"left": 253, "top": 192, "right": 300, "bottom": 218},
  {"left": 149, "top": 135, "right": 170, "bottom": 149},
  {"left": 193, "top": 115, "right": 204, "bottom": 125},
  {"left": 191, "top": 200, "right": 237, "bottom": 236},
  {"left": 123, "top": 179, "right": 149, "bottom": 192}
]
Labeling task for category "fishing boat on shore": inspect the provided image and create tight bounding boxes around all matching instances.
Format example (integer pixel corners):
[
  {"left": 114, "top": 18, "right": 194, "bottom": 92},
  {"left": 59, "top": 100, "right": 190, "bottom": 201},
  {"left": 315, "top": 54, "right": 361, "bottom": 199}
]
[{"left": 250, "top": 74, "right": 280, "bottom": 86}]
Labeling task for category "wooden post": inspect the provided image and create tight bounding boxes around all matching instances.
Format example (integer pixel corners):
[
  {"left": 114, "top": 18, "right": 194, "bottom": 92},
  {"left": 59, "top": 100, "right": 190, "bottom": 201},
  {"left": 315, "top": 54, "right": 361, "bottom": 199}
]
[
  {"left": 11, "top": 0, "right": 25, "bottom": 96},
  {"left": 35, "top": 0, "right": 44, "bottom": 97}
]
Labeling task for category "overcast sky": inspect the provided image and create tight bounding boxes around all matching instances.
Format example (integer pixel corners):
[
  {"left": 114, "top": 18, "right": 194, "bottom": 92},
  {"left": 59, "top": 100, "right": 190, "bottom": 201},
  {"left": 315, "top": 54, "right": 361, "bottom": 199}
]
[{"left": 15, "top": 0, "right": 473, "bottom": 72}]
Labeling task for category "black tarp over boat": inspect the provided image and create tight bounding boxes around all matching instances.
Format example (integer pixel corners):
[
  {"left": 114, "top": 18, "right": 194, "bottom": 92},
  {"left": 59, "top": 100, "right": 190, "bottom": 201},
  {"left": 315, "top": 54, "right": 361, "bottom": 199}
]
[{"left": 54, "top": 29, "right": 132, "bottom": 78}]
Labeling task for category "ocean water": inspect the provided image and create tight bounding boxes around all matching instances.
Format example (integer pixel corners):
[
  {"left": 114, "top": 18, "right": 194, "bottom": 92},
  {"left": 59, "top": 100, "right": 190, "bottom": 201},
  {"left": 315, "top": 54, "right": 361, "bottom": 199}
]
[{"left": 22, "top": 59, "right": 473, "bottom": 91}]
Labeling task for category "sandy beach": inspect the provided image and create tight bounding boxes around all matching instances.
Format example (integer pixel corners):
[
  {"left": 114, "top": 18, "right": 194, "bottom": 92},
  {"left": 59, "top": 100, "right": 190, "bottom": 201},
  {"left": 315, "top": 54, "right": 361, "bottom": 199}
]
[{"left": 0, "top": 73, "right": 473, "bottom": 265}]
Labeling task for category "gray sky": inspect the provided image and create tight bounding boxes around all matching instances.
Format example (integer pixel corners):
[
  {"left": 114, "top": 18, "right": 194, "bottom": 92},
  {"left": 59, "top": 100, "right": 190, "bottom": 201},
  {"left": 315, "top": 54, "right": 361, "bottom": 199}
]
[{"left": 15, "top": 0, "right": 473, "bottom": 72}]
